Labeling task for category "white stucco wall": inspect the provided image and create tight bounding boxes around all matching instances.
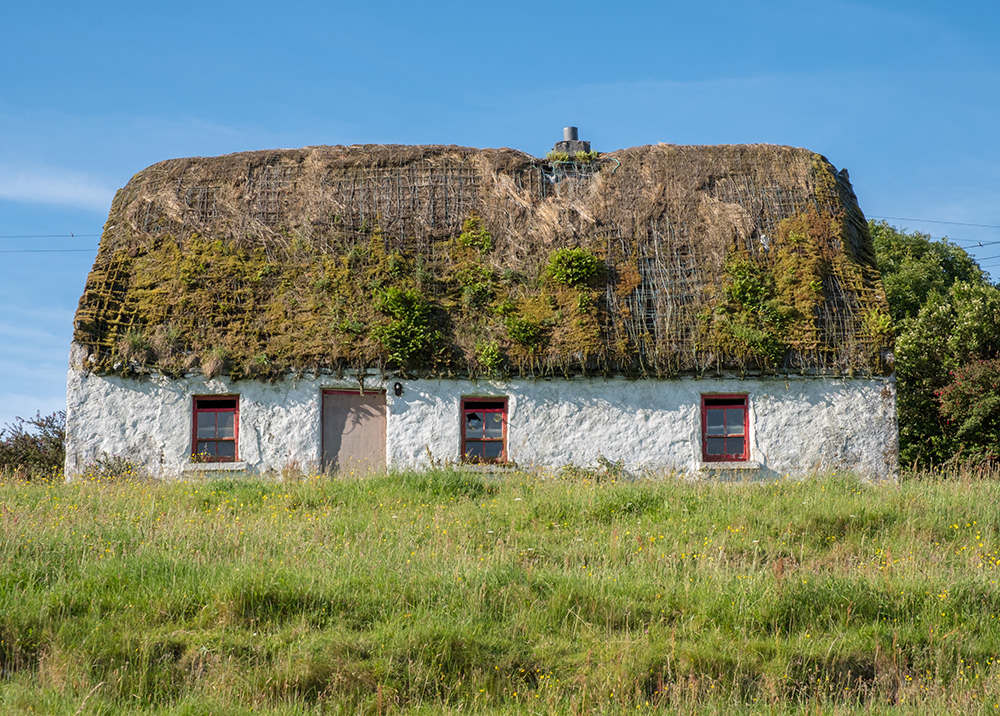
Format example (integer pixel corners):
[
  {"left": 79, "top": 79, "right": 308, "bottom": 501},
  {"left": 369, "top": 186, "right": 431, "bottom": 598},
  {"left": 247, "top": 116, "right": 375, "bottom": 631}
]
[{"left": 64, "top": 346, "right": 898, "bottom": 479}]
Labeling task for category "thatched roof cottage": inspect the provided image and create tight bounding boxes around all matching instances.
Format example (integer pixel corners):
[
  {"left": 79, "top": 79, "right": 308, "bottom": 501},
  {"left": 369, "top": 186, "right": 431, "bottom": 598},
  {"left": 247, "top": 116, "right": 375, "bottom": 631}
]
[{"left": 65, "top": 129, "right": 898, "bottom": 478}]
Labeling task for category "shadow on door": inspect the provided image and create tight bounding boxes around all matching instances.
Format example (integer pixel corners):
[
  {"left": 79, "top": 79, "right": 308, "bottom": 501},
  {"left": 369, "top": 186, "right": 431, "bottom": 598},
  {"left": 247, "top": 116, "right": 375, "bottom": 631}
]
[{"left": 322, "top": 389, "right": 386, "bottom": 474}]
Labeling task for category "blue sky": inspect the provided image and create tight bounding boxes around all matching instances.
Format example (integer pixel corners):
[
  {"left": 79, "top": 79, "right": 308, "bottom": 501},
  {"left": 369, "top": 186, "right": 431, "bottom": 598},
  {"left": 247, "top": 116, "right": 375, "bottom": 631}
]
[{"left": 1, "top": 0, "right": 999, "bottom": 426}]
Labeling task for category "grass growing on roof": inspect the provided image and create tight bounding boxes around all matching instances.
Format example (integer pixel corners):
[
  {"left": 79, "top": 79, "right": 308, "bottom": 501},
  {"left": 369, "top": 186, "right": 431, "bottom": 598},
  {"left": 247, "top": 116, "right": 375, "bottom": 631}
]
[
  {"left": 73, "top": 143, "right": 892, "bottom": 380},
  {"left": 2, "top": 469, "right": 1000, "bottom": 712}
]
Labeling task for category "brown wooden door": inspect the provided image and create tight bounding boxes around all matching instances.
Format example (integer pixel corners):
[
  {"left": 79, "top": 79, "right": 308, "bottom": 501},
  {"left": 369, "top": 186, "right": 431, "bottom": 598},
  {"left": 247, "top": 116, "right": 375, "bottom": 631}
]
[{"left": 321, "top": 390, "right": 386, "bottom": 473}]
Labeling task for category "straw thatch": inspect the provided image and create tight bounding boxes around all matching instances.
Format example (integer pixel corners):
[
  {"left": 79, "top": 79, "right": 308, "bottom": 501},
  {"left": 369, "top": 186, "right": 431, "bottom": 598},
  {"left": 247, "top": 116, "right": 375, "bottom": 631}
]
[{"left": 72, "top": 142, "right": 891, "bottom": 380}]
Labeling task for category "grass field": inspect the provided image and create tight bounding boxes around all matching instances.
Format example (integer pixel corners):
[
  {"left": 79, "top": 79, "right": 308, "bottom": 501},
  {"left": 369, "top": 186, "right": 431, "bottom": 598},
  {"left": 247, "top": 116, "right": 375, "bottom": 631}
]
[{"left": 2, "top": 468, "right": 1000, "bottom": 714}]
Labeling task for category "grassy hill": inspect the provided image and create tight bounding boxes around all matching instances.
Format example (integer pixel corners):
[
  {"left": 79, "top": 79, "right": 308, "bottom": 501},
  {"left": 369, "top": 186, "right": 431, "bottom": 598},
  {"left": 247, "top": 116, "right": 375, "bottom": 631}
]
[{"left": 2, "top": 469, "right": 999, "bottom": 713}]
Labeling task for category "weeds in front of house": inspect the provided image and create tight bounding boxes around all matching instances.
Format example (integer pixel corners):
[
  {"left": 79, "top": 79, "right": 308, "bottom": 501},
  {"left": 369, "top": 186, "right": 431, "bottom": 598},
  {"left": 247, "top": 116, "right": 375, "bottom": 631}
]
[{"left": 2, "top": 468, "right": 1000, "bottom": 713}]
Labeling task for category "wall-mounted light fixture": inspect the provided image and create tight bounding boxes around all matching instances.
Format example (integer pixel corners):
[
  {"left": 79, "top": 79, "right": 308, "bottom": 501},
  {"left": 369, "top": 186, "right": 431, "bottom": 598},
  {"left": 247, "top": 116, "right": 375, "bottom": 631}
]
[{"left": 393, "top": 382, "right": 403, "bottom": 397}]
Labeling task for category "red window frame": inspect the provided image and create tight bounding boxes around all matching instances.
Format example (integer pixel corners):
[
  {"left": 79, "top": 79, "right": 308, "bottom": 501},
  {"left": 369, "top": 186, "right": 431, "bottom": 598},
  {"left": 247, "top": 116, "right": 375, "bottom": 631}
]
[
  {"left": 460, "top": 397, "right": 508, "bottom": 464},
  {"left": 701, "top": 394, "right": 748, "bottom": 462},
  {"left": 192, "top": 395, "right": 239, "bottom": 462}
]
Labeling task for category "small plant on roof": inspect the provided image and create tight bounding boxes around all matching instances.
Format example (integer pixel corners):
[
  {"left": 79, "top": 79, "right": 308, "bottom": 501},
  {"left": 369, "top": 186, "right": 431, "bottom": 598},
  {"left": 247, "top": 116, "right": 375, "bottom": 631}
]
[
  {"left": 336, "top": 317, "right": 366, "bottom": 336},
  {"left": 701, "top": 256, "right": 791, "bottom": 369},
  {"left": 150, "top": 323, "right": 182, "bottom": 359},
  {"left": 475, "top": 340, "right": 503, "bottom": 374},
  {"left": 863, "top": 308, "right": 892, "bottom": 341},
  {"left": 545, "top": 150, "right": 571, "bottom": 162},
  {"left": 504, "top": 314, "right": 545, "bottom": 349},
  {"left": 456, "top": 264, "right": 495, "bottom": 309},
  {"left": 462, "top": 282, "right": 494, "bottom": 309},
  {"left": 546, "top": 247, "right": 605, "bottom": 287},
  {"left": 373, "top": 286, "right": 439, "bottom": 368},
  {"left": 200, "top": 348, "right": 226, "bottom": 379},
  {"left": 117, "top": 329, "right": 151, "bottom": 364},
  {"left": 458, "top": 214, "right": 492, "bottom": 253}
]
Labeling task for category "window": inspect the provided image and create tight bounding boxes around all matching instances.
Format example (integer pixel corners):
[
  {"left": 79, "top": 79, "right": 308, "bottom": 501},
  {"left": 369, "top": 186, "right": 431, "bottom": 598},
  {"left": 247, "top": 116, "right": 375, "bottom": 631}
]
[
  {"left": 461, "top": 398, "right": 507, "bottom": 463},
  {"left": 701, "top": 395, "right": 748, "bottom": 462},
  {"left": 192, "top": 396, "right": 239, "bottom": 461}
]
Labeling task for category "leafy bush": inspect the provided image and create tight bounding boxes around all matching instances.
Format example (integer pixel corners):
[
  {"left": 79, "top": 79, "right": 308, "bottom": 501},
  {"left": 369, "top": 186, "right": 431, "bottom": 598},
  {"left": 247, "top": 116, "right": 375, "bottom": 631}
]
[
  {"left": 546, "top": 248, "right": 604, "bottom": 287},
  {"left": 0, "top": 411, "right": 65, "bottom": 479},
  {"left": 894, "top": 281, "right": 1000, "bottom": 465},
  {"left": 938, "top": 359, "right": 1000, "bottom": 462},
  {"left": 870, "top": 221, "right": 997, "bottom": 466}
]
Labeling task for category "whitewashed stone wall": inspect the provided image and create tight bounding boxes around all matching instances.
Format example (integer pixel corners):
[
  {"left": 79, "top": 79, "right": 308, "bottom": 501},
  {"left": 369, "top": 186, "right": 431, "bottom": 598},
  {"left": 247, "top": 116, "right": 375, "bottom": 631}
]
[{"left": 65, "top": 346, "right": 898, "bottom": 479}]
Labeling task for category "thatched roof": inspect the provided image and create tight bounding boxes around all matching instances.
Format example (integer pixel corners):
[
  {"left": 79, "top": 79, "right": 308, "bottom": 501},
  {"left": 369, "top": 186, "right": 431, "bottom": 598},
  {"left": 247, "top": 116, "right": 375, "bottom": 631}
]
[{"left": 72, "top": 143, "right": 891, "bottom": 380}]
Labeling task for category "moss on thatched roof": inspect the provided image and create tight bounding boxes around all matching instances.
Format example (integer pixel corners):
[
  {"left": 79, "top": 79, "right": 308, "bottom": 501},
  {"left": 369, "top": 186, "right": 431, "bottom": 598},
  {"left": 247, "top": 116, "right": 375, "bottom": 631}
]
[{"left": 72, "top": 142, "right": 891, "bottom": 380}]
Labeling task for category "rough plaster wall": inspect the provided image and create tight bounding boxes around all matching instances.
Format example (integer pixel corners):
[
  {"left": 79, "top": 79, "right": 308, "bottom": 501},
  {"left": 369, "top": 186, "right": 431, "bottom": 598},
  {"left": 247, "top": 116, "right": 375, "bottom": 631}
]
[
  {"left": 65, "top": 347, "right": 898, "bottom": 479},
  {"left": 65, "top": 343, "right": 330, "bottom": 477},
  {"left": 389, "top": 377, "right": 898, "bottom": 479}
]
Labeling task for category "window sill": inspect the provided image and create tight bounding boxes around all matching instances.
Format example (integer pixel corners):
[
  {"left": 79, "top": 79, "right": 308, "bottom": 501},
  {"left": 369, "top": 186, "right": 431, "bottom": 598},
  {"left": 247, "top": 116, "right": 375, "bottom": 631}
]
[
  {"left": 698, "top": 461, "right": 762, "bottom": 471},
  {"left": 183, "top": 461, "right": 249, "bottom": 473}
]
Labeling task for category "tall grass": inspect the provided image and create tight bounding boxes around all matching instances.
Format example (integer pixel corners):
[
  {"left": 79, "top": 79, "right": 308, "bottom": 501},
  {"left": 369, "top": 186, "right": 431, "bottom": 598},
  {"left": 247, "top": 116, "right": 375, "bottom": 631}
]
[{"left": 2, "top": 469, "right": 1000, "bottom": 713}]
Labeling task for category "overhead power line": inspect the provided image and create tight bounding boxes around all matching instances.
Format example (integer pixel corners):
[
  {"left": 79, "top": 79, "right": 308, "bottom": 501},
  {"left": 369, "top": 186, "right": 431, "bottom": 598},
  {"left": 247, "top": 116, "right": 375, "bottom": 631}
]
[
  {"left": 0, "top": 233, "right": 100, "bottom": 240},
  {"left": 0, "top": 249, "right": 94, "bottom": 254},
  {"left": 928, "top": 237, "right": 1000, "bottom": 248},
  {"left": 870, "top": 216, "right": 1000, "bottom": 231},
  {"left": 964, "top": 253, "right": 1000, "bottom": 263}
]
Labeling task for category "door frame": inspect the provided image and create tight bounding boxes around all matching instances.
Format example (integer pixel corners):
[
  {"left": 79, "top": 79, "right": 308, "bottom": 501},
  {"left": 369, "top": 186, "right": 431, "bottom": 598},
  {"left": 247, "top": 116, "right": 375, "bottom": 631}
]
[{"left": 320, "top": 388, "right": 387, "bottom": 472}]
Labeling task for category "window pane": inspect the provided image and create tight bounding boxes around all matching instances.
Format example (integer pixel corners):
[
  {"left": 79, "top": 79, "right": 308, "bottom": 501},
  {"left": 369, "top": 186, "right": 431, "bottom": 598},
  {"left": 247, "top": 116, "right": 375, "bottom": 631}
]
[
  {"left": 725, "top": 437, "right": 745, "bottom": 456},
  {"left": 464, "top": 439, "right": 484, "bottom": 460},
  {"left": 706, "top": 408, "right": 724, "bottom": 435},
  {"left": 196, "top": 441, "right": 216, "bottom": 457},
  {"left": 196, "top": 412, "right": 216, "bottom": 438},
  {"left": 725, "top": 408, "right": 745, "bottom": 436},
  {"left": 217, "top": 411, "right": 235, "bottom": 438},
  {"left": 706, "top": 437, "right": 725, "bottom": 455},
  {"left": 484, "top": 412, "right": 503, "bottom": 438},
  {"left": 482, "top": 441, "right": 503, "bottom": 460},
  {"left": 216, "top": 441, "right": 236, "bottom": 459},
  {"left": 465, "top": 412, "right": 483, "bottom": 437}
]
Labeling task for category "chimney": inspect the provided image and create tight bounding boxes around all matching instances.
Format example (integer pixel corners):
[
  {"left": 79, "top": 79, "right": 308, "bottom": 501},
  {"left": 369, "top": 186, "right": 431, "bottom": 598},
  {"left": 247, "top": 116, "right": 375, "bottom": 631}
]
[{"left": 552, "top": 126, "right": 591, "bottom": 156}]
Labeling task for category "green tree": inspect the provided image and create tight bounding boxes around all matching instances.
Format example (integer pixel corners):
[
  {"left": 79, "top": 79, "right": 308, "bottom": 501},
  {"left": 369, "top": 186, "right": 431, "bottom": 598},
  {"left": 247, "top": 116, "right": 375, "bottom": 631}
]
[
  {"left": 938, "top": 359, "right": 1000, "bottom": 462},
  {"left": 872, "top": 220, "right": 1000, "bottom": 465},
  {"left": 871, "top": 220, "right": 984, "bottom": 322},
  {"left": 894, "top": 282, "right": 1000, "bottom": 464}
]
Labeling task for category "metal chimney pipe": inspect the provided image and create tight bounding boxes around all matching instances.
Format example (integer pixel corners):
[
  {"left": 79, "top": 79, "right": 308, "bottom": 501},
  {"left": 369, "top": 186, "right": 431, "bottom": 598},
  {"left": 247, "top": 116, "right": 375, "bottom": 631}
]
[{"left": 563, "top": 126, "right": 578, "bottom": 141}]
